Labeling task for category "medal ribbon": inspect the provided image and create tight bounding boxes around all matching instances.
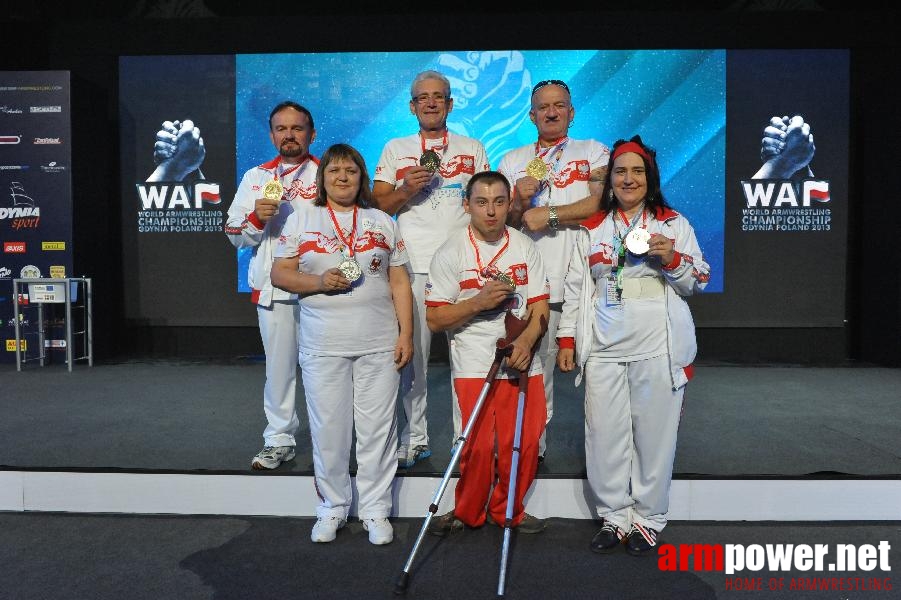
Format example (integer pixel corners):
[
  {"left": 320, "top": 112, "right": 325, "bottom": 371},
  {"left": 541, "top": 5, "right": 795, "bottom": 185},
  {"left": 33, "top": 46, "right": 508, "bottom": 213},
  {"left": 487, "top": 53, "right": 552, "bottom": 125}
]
[
  {"left": 273, "top": 156, "right": 309, "bottom": 198},
  {"left": 533, "top": 136, "right": 569, "bottom": 200},
  {"left": 468, "top": 226, "right": 510, "bottom": 282},
  {"left": 611, "top": 205, "right": 647, "bottom": 293},
  {"left": 419, "top": 129, "right": 449, "bottom": 157},
  {"left": 326, "top": 203, "right": 359, "bottom": 258}
]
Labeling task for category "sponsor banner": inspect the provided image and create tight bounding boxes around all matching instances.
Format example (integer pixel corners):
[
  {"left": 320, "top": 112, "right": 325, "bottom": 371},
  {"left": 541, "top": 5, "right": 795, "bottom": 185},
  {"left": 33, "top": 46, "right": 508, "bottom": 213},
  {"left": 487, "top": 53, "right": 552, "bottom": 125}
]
[
  {"left": 6, "top": 339, "right": 26, "bottom": 352},
  {"left": 0, "top": 70, "right": 72, "bottom": 363}
]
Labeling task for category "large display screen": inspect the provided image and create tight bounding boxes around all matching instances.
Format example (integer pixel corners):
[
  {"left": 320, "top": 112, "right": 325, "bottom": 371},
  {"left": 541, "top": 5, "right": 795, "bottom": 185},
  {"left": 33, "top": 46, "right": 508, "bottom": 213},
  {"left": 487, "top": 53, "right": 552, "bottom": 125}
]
[{"left": 119, "top": 49, "right": 848, "bottom": 328}]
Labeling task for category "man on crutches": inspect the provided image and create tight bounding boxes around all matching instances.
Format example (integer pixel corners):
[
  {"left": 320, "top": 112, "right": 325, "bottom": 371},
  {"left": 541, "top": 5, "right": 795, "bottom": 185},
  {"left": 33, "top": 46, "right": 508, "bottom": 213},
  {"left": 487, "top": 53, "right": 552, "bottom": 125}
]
[{"left": 424, "top": 170, "right": 550, "bottom": 535}]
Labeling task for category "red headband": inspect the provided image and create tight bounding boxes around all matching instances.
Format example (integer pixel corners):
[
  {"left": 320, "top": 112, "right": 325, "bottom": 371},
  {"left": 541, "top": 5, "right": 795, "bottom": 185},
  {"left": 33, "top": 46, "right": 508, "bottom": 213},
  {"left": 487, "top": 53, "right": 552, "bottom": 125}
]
[{"left": 611, "top": 141, "right": 654, "bottom": 166}]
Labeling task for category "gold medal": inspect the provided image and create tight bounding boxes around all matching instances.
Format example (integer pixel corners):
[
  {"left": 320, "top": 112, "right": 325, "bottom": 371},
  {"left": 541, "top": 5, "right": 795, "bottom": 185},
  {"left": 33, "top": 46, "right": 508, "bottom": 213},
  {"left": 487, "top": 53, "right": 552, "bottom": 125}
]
[
  {"left": 525, "top": 157, "right": 548, "bottom": 180},
  {"left": 419, "top": 150, "right": 441, "bottom": 173},
  {"left": 262, "top": 179, "right": 284, "bottom": 201}
]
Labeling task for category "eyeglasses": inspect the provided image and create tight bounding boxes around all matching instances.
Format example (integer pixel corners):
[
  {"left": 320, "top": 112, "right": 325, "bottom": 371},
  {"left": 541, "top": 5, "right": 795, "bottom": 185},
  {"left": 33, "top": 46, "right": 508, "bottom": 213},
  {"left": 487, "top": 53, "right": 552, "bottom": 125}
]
[
  {"left": 412, "top": 93, "right": 449, "bottom": 105},
  {"left": 531, "top": 79, "right": 570, "bottom": 95}
]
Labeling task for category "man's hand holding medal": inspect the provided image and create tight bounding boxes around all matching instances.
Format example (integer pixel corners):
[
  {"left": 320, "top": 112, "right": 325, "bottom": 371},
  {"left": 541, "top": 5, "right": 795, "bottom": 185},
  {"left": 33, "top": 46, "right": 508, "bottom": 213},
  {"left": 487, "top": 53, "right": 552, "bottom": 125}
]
[
  {"left": 398, "top": 163, "right": 435, "bottom": 199},
  {"left": 473, "top": 278, "right": 515, "bottom": 312},
  {"left": 514, "top": 157, "right": 547, "bottom": 211},
  {"left": 253, "top": 179, "right": 286, "bottom": 224}
]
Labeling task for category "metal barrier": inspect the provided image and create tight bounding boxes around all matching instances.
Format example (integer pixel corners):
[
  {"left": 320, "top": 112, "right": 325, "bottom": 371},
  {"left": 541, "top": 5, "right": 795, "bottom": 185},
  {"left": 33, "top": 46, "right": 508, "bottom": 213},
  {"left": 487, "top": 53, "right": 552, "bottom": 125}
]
[{"left": 12, "top": 277, "right": 93, "bottom": 372}]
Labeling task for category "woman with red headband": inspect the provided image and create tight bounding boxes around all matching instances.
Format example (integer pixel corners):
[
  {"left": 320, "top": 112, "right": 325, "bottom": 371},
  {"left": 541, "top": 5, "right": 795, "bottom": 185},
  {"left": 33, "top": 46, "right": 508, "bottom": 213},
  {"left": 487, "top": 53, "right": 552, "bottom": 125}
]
[{"left": 556, "top": 135, "right": 710, "bottom": 556}]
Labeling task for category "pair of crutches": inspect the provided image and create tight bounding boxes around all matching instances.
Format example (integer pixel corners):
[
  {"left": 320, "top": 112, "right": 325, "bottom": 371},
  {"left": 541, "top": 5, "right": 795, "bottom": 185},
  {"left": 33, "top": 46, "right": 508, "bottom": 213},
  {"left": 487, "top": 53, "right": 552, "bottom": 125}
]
[{"left": 395, "top": 310, "right": 544, "bottom": 597}]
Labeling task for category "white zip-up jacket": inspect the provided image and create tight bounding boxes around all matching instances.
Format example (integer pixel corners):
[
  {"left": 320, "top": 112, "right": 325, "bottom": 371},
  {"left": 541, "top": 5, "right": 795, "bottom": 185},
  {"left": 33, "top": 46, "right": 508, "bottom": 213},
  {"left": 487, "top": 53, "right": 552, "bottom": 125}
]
[
  {"left": 556, "top": 207, "right": 710, "bottom": 388},
  {"left": 224, "top": 155, "right": 318, "bottom": 307}
]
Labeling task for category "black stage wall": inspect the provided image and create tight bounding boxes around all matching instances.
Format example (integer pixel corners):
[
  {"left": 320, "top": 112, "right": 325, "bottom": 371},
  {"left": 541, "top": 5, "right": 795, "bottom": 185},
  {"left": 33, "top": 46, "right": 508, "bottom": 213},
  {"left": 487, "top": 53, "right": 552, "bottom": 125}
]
[{"left": 2, "top": 5, "right": 899, "bottom": 366}]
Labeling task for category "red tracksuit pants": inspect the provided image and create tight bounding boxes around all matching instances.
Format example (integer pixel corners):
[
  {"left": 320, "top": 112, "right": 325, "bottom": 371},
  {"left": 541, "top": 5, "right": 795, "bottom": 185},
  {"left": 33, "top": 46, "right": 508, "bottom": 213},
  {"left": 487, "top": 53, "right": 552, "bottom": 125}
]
[{"left": 452, "top": 375, "right": 546, "bottom": 528}]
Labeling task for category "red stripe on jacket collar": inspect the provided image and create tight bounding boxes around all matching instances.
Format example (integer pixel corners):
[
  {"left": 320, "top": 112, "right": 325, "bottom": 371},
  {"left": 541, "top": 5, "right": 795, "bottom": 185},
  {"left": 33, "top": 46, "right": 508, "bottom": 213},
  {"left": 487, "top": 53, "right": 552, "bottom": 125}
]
[
  {"left": 580, "top": 205, "right": 680, "bottom": 229},
  {"left": 258, "top": 154, "right": 320, "bottom": 171}
]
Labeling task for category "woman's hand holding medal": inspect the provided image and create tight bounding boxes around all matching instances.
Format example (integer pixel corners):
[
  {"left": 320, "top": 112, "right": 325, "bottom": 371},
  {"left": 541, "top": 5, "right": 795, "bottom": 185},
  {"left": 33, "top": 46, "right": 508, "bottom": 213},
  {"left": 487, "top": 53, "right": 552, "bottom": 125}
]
[
  {"left": 320, "top": 267, "right": 351, "bottom": 293},
  {"left": 647, "top": 233, "right": 675, "bottom": 266}
]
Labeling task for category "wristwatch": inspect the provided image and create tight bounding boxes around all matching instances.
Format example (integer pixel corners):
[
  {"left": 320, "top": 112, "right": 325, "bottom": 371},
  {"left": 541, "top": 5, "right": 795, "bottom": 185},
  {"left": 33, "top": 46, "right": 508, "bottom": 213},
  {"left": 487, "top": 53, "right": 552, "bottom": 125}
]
[{"left": 548, "top": 205, "right": 560, "bottom": 230}]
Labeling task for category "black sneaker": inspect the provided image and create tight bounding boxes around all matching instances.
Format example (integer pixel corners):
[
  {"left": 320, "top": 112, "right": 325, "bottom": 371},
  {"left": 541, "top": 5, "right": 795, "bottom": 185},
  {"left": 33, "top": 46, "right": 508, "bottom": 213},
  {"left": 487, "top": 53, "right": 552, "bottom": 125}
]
[
  {"left": 590, "top": 521, "right": 626, "bottom": 554},
  {"left": 427, "top": 511, "right": 464, "bottom": 537},
  {"left": 626, "top": 524, "right": 659, "bottom": 556}
]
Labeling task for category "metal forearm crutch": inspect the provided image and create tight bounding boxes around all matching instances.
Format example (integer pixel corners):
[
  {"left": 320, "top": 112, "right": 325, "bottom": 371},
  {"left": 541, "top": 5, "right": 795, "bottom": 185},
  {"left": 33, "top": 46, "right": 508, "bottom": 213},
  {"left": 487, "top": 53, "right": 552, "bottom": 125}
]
[
  {"left": 496, "top": 365, "right": 530, "bottom": 597},
  {"left": 497, "top": 313, "right": 545, "bottom": 597},
  {"left": 394, "top": 339, "right": 511, "bottom": 595}
]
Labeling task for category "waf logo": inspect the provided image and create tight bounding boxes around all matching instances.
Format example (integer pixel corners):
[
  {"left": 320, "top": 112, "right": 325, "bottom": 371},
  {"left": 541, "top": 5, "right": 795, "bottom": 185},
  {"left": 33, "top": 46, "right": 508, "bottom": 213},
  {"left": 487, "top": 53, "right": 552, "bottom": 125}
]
[
  {"left": 136, "top": 182, "right": 221, "bottom": 208},
  {"left": 740, "top": 179, "right": 830, "bottom": 208}
]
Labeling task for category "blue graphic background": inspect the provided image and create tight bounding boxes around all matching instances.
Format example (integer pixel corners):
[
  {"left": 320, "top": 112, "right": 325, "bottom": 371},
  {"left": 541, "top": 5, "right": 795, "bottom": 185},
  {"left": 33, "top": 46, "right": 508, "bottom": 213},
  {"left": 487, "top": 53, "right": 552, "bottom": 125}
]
[{"left": 235, "top": 50, "right": 725, "bottom": 292}]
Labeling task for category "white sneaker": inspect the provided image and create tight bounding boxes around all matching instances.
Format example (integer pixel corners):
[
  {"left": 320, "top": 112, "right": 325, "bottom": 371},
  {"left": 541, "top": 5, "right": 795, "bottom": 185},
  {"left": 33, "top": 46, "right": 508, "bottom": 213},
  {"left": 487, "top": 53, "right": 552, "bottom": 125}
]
[
  {"left": 251, "top": 445, "right": 295, "bottom": 470},
  {"left": 311, "top": 516, "right": 346, "bottom": 543},
  {"left": 397, "top": 444, "right": 432, "bottom": 469},
  {"left": 362, "top": 517, "right": 394, "bottom": 545}
]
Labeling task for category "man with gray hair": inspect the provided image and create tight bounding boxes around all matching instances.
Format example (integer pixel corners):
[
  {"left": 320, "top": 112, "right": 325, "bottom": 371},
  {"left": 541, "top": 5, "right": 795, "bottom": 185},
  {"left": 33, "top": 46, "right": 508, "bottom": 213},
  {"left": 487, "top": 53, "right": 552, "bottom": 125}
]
[{"left": 372, "top": 70, "right": 490, "bottom": 469}]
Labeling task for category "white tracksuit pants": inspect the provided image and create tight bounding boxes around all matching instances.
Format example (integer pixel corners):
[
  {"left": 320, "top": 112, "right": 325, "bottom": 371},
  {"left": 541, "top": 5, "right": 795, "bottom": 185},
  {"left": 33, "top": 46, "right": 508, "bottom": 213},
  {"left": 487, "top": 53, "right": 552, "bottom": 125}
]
[
  {"left": 398, "top": 272, "right": 431, "bottom": 449},
  {"left": 300, "top": 350, "right": 399, "bottom": 520},
  {"left": 536, "top": 305, "right": 562, "bottom": 457},
  {"left": 584, "top": 352, "right": 684, "bottom": 533},
  {"left": 257, "top": 300, "right": 301, "bottom": 447}
]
